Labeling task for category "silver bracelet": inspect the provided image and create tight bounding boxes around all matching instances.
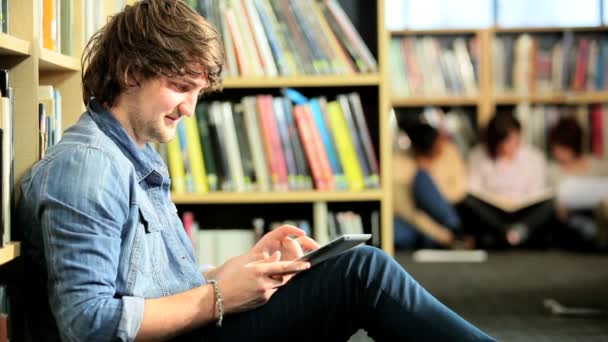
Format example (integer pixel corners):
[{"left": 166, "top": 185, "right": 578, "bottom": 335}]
[{"left": 208, "top": 279, "right": 223, "bottom": 327}]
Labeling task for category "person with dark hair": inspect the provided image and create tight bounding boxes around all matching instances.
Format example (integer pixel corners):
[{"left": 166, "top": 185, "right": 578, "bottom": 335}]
[
  {"left": 547, "top": 116, "right": 608, "bottom": 250},
  {"left": 465, "top": 112, "right": 553, "bottom": 248},
  {"left": 393, "top": 122, "right": 467, "bottom": 249},
  {"left": 15, "top": 1, "right": 495, "bottom": 341}
]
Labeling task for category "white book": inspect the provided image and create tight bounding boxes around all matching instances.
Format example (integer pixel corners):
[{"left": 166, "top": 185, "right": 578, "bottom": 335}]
[
  {"left": 220, "top": 102, "right": 245, "bottom": 192},
  {"left": 242, "top": 0, "right": 277, "bottom": 76},
  {"left": 313, "top": 201, "right": 330, "bottom": 245},
  {"left": 242, "top": 97, "right": 270, "bottom": 192},
  {"left": 197, "top": 229, "right": 217, "bottom": 267},
  {"left": 215, "top": 229, "right": 255, "bottom": 266},
  {"left": 413, "top": 249, "right": 488, "bottom": 263}
]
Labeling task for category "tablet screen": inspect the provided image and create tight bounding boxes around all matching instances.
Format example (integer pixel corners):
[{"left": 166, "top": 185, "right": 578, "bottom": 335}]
[{"left": 298, "top": 234, "right": 372, "bottom": 266}]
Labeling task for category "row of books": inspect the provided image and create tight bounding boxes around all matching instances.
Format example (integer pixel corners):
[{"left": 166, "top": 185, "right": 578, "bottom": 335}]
[
  {"left": 0, "top": 70, "right": 12, "bottom": 248},
  {"left": 160, "top": 90, "right": 379, "bottom": 193},
  {"left": 389, "top": 36, "right": 479, "bottom": 97},
  {"left": 493, "top": 33, "right": 608, "bottom": 94},
  {"left": 182, "top": 207, "right": 375, "bottom": 267},
  {"left": 515, "top": 103, "right": 608, "bottom": 159},
  {"left": 191, "top": 0, "right": 377, "bottom": 77},
  {"left": 38, "top": 85, "right": 62, "bottom": 159}
]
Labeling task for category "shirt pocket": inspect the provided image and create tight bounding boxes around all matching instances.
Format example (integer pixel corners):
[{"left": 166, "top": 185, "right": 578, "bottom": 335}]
[{"left": 131, "top": 202, "right": 166, "bottom": 276}]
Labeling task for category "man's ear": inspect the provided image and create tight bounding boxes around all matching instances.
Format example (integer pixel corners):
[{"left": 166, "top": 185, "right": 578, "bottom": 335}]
[{"left": 123, "top": 67, "right": 140, "bottom": 88}]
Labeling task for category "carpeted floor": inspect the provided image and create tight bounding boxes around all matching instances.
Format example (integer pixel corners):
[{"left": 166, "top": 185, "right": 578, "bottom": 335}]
[{"left": 350, "top": 250, "right": 608, "bottom": 341}]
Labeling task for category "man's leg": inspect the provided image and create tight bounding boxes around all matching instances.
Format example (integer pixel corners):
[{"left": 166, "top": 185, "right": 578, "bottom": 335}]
[{"left": 190, "top": 246, "right": 495, "bottom": 342}]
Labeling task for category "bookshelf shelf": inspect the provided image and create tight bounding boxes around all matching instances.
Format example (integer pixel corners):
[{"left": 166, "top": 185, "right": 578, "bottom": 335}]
[
  {"left": 171, "top": 190, "right": 384, "bottom": 204},
  {"left": 492, "top": 26, "right": 608, "bottom": 34},
  {"left": 390, "top": 28, "right": 480, "bottom": 36},
  {"left": 391, "top": 96, "right": 479, "bottom": 107},
  {"left": 494, "top": 92, "right": 608, "bottom": 105},
  {"left": 39, "top": 48, "right": 80, "bottom": 72},
  {"left": 0, "top": 33, "right": 31, "bottom": 56},
  {"left": 0, "top": 242, "right": 21, "bottom": 266},
  {"left": 222, "top": 74, "right": 380, "bottom": 88}
]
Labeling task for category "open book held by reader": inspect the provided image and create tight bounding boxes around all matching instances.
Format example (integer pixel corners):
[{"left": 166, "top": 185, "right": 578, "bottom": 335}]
[
  {"left": 469, "top": 189, "right": 554, "bottom": 213},
  {"left": 299, "top": 234, "right": 371, "bottom": 266}
]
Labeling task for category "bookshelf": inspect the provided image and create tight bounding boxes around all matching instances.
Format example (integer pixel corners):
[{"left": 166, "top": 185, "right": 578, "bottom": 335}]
[
  {"left": 172, "top": 189, "right": 385, "bottom": 204},
  {"left": 1, "top": 0, "right": 393, "bottom": 265},
  {"left": 0, "top": 242, "right": 20, "bottom": 267},
  {"left": 387, "top": 28, "right": 494, "bottom": 127},
  {"left": 222, "top": 75, "right": 381, "bottom": 88},
  {"left": 387, "top": 25, "right": 608, "bottom": 127},
  {"left": 169, "top": 0, "right": 395, "bottom": 255}
]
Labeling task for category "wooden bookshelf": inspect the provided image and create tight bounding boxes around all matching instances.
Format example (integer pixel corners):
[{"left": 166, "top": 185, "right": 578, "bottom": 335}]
[
  {"left": 0, "top": 33, "right": 30, "bottom": 56},
  {"left": 494, "top": 92, "right": 608, "bottom": 105},
  {"left": 390, "top": 28, "right": 480, "bottom": 36},
  {"left": 222, "top": 74, "right": 381, "bottom": 88},
  {"left": 39, "top": 48, "right": 80, "bottom": 72},
  {"left": 176, "top": 1, "right": 394, "bottom": 255},
  {"left": 0, "top": 242, "right": 20, "bottom": 266},
  {"left": 491, "top": 26, "right": 608, "bottom": 34},
  {"left": 172, "top": 190, "right": 384, "bottom": 204},
  {"left": 391, "top": 96, "right": 479, "bottom": 107}
]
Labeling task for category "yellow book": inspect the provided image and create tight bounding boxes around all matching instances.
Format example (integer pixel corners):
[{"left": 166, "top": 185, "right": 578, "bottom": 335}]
[
  {"left": 42, "top": 0, "right": 57, "bottom": 50},
  {"left": 166, "top": 137, "right": 186, "bottom": 194},
  {"left": 183, "top": 115, "right": 208, "bottom": 193},
  {"left": 326, "top": 101, "right": 364, "bottom": 190}
]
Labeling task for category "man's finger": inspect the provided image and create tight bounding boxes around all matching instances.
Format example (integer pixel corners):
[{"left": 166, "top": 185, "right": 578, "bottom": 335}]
[
  {"left": 258, "top": 260, "right": 310, "bottom": 276},
  {"left": 293, "top": 236, "right": 320, "bottom": 252},
  {"left": 265, "top": 225, "right": 306, "bottom": 240}
]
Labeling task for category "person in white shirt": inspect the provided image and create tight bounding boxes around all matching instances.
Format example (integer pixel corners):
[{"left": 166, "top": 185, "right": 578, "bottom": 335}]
[
  {"left": 547, "top": 116, "right": 608, "bottom": 250},
  {"left": 464, "top": 112, "right": 553, "bottom": 248}
]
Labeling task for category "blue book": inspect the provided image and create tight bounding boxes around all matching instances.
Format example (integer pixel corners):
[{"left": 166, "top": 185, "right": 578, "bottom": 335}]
[
  {"left": 177, "top": 120, "right": 195, "bottom": 193},
  {"left": 309, "top": 99, "right": 347, "bottom": 190}
]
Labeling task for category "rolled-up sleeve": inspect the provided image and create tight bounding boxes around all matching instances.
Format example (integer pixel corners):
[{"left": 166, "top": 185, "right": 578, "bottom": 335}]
[{"left": 40, "top": 146, "right": 143, "bottom": 341}]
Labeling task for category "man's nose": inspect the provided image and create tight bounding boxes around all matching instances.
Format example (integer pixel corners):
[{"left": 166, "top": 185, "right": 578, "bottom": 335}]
[{"left": 179, "top": 94, "right": 197, "bottom": 117}]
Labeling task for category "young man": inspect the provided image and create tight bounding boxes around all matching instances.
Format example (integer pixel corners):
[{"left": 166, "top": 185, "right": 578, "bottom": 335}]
[{"left": 16, "top": 1, "right": 495, "bottom": 341}]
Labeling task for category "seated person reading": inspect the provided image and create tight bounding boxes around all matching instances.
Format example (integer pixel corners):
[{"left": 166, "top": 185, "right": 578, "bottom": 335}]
[
  {"left": 465, "top": 112, "right": 553, "bottom": 248},
  {"left": 15, "top": 1, "right": 495, "bottom": 341},
  {"left": 393, "top": 122, "right": 466, "bottom": 249},
  {"left": 547, "top": 116, "right": 608, "bottom": 250}
]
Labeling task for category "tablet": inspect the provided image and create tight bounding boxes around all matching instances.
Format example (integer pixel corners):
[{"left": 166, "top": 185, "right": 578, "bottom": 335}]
[{"left": 298, "top": 234, "right": 372, "bottom": 266}]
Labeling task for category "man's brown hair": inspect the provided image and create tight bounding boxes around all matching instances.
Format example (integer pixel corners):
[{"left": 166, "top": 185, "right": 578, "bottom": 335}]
[{"left": 81, "top": 0, "right": 224, "bottom": 107}]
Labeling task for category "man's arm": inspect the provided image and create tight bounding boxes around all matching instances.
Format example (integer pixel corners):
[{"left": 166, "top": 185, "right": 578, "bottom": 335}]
[
  {"left": 135, "top": 285, "right": 216, "bottom": 341},
  {"left": 40, "top": 148, "right": 141, "bottom": 341}
]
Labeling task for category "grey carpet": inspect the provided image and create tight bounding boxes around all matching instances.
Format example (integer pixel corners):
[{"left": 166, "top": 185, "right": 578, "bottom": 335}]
[{"left": 350, "top": 250, "right": 608, "bottom": 342}]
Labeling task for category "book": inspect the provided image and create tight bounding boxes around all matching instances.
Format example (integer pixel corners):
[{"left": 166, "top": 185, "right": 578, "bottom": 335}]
[
  {"left": 557, "top": 177, "right": 608, "bottom": 210},
  {"left": 412, "top": 249, "right": 488, "bottom": 263},
  {"left": 469, "top": 189, "right": 554, "bottom": 213}
]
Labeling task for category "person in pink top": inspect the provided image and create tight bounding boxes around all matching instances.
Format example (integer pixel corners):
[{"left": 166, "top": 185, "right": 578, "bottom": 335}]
[{"left": 463, "top": 112, "right": 554, "bottom": 248}]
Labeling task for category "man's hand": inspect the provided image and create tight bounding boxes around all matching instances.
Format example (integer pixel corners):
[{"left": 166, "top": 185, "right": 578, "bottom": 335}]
[
  {"left": 206, "top": 250, "right": 310, "bottom": 315},
  {"left": 251, "top": 224, "right": 320, "bottom": 262}
]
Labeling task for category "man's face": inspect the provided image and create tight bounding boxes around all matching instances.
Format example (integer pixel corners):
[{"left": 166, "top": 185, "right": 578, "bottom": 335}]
[{"left": 124, "top": 72, "right": 208, "bottom": 146}]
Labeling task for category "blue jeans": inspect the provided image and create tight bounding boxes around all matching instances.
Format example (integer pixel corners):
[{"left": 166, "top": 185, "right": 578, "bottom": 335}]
[
  {"left": 395, "top": 170, "right": 461, "bottom": 249},
  {"left": 182, "top": 246, "right": 494, "bottom": 341}
]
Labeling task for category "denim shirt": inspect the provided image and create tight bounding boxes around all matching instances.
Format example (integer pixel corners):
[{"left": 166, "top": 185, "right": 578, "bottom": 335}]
[{"left": 17, "top": 99, "right": 205, "bottom": 341}]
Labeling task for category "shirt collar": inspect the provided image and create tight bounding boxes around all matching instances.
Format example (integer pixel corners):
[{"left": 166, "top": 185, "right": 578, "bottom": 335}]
[{"left": 87, "top": 98, "right": 167, "bottom": 183}]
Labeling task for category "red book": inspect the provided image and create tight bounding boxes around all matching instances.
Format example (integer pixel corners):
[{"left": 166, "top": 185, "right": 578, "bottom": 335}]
[
  {"left": 294, "top": 105, "right": 327, "bottom": 190},
  {"left": 303, "top": 105, "right": 335, "bottom": 190},
  {"left": 257, "top": 96, "right": 288, "bottom": 191}
]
